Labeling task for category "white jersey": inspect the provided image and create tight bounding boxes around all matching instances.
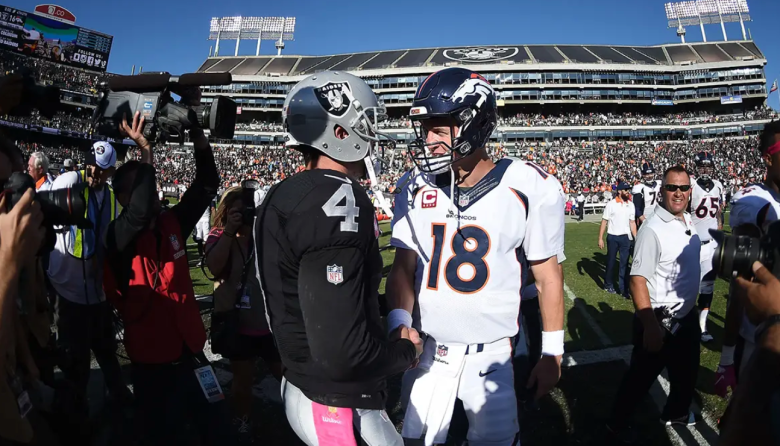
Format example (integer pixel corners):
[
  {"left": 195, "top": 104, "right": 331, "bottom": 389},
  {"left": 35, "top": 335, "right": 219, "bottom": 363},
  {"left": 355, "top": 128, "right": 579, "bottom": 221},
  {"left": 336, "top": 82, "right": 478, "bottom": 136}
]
[
  {"left": 391, "top": 158, "right": 565, "bottom": 345},
  {"left": 635, "top": 181, "right": 661, "bottom": 217},
  {"left": 730, "top": 183, "right": 780, "bottom": 342},
  {"left": 691, "top": 178, "right": 724, "bottom": 242},
  {"left": 199, "top": 202, "right": 212, "bottom": 223}
]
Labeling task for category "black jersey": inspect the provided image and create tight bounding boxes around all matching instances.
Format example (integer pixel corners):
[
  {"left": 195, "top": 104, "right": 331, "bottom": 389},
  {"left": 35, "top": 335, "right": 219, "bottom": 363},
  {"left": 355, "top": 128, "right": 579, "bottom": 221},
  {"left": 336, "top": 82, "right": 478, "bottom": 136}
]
[{"left": 255, "top": 168, "right": 416, "bottom": 410}]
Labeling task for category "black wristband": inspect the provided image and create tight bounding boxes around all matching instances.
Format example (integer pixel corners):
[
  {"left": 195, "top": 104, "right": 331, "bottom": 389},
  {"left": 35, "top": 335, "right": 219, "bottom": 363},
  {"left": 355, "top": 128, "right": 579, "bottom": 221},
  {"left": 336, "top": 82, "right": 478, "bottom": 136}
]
[{"left": 754, "top": 314, "right": 780, "bottom": 344}]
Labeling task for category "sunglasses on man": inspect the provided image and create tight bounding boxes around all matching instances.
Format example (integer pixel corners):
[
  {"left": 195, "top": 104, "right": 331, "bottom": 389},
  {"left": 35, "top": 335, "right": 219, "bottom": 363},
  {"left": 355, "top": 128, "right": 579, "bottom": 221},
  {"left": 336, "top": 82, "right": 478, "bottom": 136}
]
[{"left": 663, "top": 184, "right": 691, "bottom": 192}]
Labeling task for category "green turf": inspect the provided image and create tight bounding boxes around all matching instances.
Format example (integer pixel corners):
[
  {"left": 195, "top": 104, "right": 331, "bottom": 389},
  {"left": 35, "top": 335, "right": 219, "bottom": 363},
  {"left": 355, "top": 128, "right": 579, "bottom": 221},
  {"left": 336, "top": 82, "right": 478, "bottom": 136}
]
[
  {"left": 563, "top": 216, "right": 731, "bottom": 420},
  {"left": 183, "top": 205, "right": 732, "bottom": 443}
]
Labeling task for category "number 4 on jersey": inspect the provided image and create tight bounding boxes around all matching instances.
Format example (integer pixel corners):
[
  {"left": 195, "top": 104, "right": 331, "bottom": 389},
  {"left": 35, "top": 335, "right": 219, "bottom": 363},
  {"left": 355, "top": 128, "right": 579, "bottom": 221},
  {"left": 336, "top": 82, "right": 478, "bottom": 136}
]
[
  {"left": 322, "top": 184, "right": 360, "bottom": 232},
  {"left": 427, "top": 223, "right": 491, "bottom": 294}
]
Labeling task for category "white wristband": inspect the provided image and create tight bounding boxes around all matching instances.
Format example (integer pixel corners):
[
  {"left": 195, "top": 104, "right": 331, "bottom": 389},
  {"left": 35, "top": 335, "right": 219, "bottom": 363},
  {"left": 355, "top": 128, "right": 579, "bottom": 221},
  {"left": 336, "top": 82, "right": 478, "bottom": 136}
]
[
  {"left": 720, "top": 345, "right": 735, "bottom": 366},
  {"left": 387, "top": 309, "right": 413, "bottom": 334},
  {"left": 541, "top": 330, "right": 565, "bottom": 356}
]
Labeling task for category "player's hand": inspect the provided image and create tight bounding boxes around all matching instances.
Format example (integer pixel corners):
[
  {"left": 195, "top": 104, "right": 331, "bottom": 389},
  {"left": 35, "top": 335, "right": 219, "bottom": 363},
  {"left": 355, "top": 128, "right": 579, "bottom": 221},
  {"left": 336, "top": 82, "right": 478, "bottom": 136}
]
[
  {"left": 735, "top": 261, "right": 780, "bottom": 325},
  {"left": 0, "top": 190, "right": 45, "bottom": 264},
  {"left": 408, "top": 327, "right": 424, "bottom": 358},
  {"left": 643, "top": 323, "right": 665, "bottom": 353},
  {"left": 119, "top": 111, "right": 150, "bottom": 150},
  {"left": 224, "top": 207, "right": 242, "bottom": 235},
  {"left": 714, "top": 364, "right": 736, "bottom": 398},
  {"left": 598, "top": 238, "right": 605, "bottom": 250},
  {"left": 527, "top": 355, "right": 561, "bottom": 401}
]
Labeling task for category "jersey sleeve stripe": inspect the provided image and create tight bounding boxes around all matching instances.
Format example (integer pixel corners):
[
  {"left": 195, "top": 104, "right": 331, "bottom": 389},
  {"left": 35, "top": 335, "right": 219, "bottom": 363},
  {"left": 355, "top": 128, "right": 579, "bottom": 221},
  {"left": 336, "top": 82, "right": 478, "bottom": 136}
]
[{"left": 509, "top": 188, "right": 529, "bottom": 219}]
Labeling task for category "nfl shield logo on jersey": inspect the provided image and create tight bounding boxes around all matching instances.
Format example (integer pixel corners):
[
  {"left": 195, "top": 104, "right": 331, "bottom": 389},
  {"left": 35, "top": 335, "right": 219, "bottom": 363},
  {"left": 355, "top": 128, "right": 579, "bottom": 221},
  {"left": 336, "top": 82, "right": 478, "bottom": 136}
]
[
  {"left": 437, "top": 344, "right": 448, "bottom": 357},
  {"left": 458, "top": 194, "right": 470, "bottom": 207},
  {"left": 326, "top": 265, "right": 344, "bottom": 285}
]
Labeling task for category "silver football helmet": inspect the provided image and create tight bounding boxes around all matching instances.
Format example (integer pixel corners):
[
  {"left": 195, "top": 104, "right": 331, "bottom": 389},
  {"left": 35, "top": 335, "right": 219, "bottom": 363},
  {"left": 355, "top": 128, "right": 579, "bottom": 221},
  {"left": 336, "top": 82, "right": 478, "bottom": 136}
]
[{"left": 283, "top": 71, "right": 393, "bottom": 165}]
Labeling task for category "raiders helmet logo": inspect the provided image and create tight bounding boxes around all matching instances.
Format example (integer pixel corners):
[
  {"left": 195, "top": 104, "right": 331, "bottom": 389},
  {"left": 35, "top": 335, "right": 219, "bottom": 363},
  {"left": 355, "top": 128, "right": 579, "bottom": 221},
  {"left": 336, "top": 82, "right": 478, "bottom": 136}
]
[
  {"left": 314, "top": 82, "right": 352, "bottom": 117},
  {"left": 95, "top": 144, "right": 105, "bottom": 155}
]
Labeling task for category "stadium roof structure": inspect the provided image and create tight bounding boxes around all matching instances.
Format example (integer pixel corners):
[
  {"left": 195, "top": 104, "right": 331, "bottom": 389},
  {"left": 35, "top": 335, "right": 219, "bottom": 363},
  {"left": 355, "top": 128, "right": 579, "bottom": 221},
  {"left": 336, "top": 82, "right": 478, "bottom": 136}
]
[{"left": 197, "top": 41, "right": 765, "bottom": 78}]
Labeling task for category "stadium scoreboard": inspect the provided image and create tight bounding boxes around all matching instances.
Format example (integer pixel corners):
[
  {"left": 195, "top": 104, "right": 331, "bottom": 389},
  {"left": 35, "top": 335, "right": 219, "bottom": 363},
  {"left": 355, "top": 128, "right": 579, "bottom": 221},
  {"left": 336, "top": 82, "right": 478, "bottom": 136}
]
[{"left": 0, "top": 3, "right": 112, "bottom": 72}]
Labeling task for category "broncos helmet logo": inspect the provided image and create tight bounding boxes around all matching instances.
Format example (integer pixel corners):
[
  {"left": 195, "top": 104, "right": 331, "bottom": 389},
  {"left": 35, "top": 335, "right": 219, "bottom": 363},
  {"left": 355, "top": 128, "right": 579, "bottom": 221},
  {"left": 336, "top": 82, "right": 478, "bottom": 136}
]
[{"left": 451, "top": 76, "right": 495, "bottom": 107}]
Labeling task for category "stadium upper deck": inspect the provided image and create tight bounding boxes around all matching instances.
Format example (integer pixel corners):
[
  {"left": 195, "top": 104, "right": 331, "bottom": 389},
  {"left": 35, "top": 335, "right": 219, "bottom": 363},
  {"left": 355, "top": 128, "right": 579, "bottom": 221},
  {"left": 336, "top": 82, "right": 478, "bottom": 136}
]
[
  {"left": 197, "top": 41, "right": 766, "bottom": 77},
  {"left": 194, "top": 40, "right": 771, "bottom": 145}
]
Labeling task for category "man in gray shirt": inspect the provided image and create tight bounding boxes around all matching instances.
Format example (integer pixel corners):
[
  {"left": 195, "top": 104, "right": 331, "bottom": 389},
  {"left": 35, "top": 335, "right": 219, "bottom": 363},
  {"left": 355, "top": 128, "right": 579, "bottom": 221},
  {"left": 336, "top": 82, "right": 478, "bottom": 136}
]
[{"left": 607, "top": 165, "right": 702, "bottom": 442}]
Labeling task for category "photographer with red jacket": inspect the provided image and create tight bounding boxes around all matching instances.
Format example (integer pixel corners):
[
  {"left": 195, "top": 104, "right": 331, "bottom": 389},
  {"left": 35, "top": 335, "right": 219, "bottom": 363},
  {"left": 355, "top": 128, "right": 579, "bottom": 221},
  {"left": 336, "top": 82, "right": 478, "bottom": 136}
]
[{"left": 103, "top": 110, "right": 234, "bottom": 446}]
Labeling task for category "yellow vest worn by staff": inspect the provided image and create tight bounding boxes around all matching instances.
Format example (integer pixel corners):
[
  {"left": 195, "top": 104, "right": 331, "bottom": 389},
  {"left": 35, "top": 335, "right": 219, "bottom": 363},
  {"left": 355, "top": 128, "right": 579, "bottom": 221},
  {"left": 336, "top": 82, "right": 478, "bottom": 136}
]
[{"left": 67, "top": 170, "right": 117, "bottom": 259}]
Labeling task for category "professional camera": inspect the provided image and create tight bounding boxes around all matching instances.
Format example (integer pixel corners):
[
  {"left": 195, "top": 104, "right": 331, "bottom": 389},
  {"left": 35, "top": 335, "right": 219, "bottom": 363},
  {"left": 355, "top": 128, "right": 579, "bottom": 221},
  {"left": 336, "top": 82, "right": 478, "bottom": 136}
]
[
  {"left": 2, "top": 172, "right": 91, "bottom": 252},
  {"left": 241, "top": 179, "right": 259, "bottom": 225},
  {"left": 91, "top": 72, "right": 237, "bottom": 144},
  {"left": 710, "top": 222, "right": 780, "bottom": 280},
  {"left": 1, "top": 69, "right": 61, "bottom": 118}
]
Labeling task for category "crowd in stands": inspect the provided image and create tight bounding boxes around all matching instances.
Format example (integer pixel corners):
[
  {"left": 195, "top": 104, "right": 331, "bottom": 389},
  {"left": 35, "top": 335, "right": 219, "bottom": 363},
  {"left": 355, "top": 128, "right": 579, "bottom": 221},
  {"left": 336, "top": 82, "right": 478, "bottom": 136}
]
[
  {"left": 20, "top": 134, "right": 764, "bottom": 212},
  {"left": 0, "top": 51, "right": 109, "bottom": 94},
  {"left": 235, "top": 120, "right": 284, "bottom": 132},
  {"left": 377, "top": 107, "right": 777, "bottom": 129}
]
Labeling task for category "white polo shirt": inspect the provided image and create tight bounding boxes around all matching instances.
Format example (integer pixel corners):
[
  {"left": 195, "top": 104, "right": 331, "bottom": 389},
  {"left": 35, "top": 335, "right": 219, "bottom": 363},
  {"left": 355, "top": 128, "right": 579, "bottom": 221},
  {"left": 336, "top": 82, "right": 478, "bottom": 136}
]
[
  {"left": 630, "top": 206, "right": 701, "bottom": 318},
  {"left": 602, "top": 197, "right": 636, "bottom": 236}
]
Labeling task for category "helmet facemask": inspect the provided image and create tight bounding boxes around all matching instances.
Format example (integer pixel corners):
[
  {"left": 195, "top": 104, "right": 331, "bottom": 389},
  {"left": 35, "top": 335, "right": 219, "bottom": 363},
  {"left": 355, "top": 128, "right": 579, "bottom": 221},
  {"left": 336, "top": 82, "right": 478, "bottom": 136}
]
[{"left": 409, "top": 107, "right": 484, "bottom": 175}]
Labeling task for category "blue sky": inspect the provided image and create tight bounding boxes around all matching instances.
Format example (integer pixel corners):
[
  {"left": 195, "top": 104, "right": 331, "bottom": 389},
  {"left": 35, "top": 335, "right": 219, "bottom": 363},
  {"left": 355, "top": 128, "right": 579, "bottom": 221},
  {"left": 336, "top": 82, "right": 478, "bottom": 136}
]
[{"left": 10, "top": 0, "right": 780, "bottom": 109}]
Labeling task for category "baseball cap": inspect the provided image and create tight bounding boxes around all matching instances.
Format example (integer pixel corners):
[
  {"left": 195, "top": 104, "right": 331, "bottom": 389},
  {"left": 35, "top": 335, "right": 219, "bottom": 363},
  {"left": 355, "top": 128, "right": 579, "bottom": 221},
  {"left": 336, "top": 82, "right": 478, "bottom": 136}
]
[
  {"left": 89, "top": 141, "right": 117, "bottom": 169},
  {"left": 617, "top": 182, "right": 631, "bottom": 191},
  {"left": 63, "top": 158, "right": 73, "bottom": 168}
]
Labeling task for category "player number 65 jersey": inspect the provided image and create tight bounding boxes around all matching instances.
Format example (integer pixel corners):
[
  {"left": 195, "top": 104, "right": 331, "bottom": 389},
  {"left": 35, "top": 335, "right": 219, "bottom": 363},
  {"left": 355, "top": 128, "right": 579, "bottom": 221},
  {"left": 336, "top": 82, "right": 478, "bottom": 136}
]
[
  {"left": 390, "top": 158, "right": 565, "bottom": 345},
  {"left": 690, "top": 178, "right": 724, "bottom": 241}
]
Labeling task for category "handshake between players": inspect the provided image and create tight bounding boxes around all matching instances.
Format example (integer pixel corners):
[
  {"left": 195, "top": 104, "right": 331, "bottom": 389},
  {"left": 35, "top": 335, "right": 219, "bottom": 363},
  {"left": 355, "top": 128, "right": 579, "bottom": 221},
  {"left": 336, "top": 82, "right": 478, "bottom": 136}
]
[{"left": 255, "top": 68, "right": 564, "bottom": 446}]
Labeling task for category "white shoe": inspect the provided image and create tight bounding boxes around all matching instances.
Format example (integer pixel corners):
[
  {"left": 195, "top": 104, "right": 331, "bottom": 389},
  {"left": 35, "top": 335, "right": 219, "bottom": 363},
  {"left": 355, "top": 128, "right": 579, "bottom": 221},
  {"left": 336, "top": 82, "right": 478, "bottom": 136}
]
[{"left": 701, "top": 331, "right": 713, "bottom": 342}]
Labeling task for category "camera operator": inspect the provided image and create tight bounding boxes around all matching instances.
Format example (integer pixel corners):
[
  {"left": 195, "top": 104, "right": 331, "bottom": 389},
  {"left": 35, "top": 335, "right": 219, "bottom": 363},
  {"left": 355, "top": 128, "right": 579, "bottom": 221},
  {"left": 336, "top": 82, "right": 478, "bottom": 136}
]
[
  {"left": 103, "top": 108, "right": 234, "bottom": 446},
  {"left": 0, "top": 142, "right": 58, "bottom": 446},
  {"left": 716, "top": 121, "right": 780, "bottom": 399},
  {"left": 45, "top": 139, "right": 131, "bottom": 434},
  {"left": 719, "top": 261, "right": 780, "bottom": 445},
  {"left": 608, "top": 165, "right": 701, "bottom": 442}
]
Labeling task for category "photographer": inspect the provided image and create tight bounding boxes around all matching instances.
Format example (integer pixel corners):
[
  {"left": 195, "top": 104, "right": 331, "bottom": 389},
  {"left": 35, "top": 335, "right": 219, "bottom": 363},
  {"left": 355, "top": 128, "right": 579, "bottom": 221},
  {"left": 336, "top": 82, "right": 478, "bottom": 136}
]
[
  {"left": 204, "top": 185, "right": 282, "bottom": 443},
  {"left": 46, "top": 140, "right": 130, "bottom": 433},
  {"left": 0, "top": 142, "right": 57, "bottom": 445},
  {"left": 720, "top": 261, "right": 780, "bottom": 445},
  {"left": 103, "top": 109, "right": 234, "bottom": 446}
]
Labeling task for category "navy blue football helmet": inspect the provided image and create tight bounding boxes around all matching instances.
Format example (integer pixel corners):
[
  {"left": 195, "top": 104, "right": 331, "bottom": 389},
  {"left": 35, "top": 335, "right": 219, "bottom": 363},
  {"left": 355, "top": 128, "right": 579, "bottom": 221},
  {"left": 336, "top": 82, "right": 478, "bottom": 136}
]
[
  {"left": 407, "top": 67, "right": 498, "bottom": 174},
  {"left": 641, "top": 162, "right": 655, "bottom": 183},
  {"left": 694, "top": 151, "right": 714, "bottom": 180}
]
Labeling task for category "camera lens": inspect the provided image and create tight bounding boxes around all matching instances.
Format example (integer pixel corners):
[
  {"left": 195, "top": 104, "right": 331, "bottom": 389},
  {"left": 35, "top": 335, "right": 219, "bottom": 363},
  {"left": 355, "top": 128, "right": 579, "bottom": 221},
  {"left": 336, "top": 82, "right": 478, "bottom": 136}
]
[
  {"left": 714, "top": 233, "right": 773, "bottom": 279},
  {"left": 36, "top": 183, "right": 88, "bottom": 227}
]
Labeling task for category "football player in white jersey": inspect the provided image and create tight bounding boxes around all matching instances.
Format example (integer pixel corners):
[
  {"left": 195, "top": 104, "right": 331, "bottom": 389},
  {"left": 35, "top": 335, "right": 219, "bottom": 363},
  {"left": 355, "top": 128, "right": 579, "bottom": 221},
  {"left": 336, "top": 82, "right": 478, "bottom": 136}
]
[
  {"left": 632, "top": 162, "right": 661, "bottom": 224},
  {"left": 690, "top": 151, "right": 724, "bottom": 343},
  {"left": 386, "top": 67, "right": 565, "bottom": 446},
  {"left": 715, "top": 121, "right": 780, "bottom": 400}
]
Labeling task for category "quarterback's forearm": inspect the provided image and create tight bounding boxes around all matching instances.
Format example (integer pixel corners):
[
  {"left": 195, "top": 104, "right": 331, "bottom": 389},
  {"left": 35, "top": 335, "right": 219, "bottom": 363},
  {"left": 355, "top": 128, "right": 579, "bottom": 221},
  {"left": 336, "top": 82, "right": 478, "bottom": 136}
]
[
  {"left": 386, "top": 248, "right": 417, "bottom": 314},
  {"left": 531, "top": 256, "right": 564, "bottom": 333}
]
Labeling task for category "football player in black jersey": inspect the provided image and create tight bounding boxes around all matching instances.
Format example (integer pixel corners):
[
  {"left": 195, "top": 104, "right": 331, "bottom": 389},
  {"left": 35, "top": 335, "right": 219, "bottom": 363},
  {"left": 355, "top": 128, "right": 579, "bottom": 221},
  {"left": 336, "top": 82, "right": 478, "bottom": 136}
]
[{"left": 254, "top": 71, "right": 423, "bottom": 446}]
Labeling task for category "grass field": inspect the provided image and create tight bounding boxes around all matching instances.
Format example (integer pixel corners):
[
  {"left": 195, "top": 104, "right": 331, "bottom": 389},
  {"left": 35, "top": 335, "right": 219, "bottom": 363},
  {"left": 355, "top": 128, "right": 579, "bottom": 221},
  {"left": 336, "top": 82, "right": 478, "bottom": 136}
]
[{"left": 181, "top": 202, "right": 730, "bottom": 445}]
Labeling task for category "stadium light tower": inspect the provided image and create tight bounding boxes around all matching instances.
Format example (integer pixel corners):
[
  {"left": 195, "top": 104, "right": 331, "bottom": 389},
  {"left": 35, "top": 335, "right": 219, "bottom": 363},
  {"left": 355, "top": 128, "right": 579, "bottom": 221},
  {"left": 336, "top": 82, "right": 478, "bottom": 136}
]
[
  {"left": 209, "top": 16, "right": 296, "bottom": 57},
  {"left": 664, "top": 0, "right": 751, "bottom": 43}
]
